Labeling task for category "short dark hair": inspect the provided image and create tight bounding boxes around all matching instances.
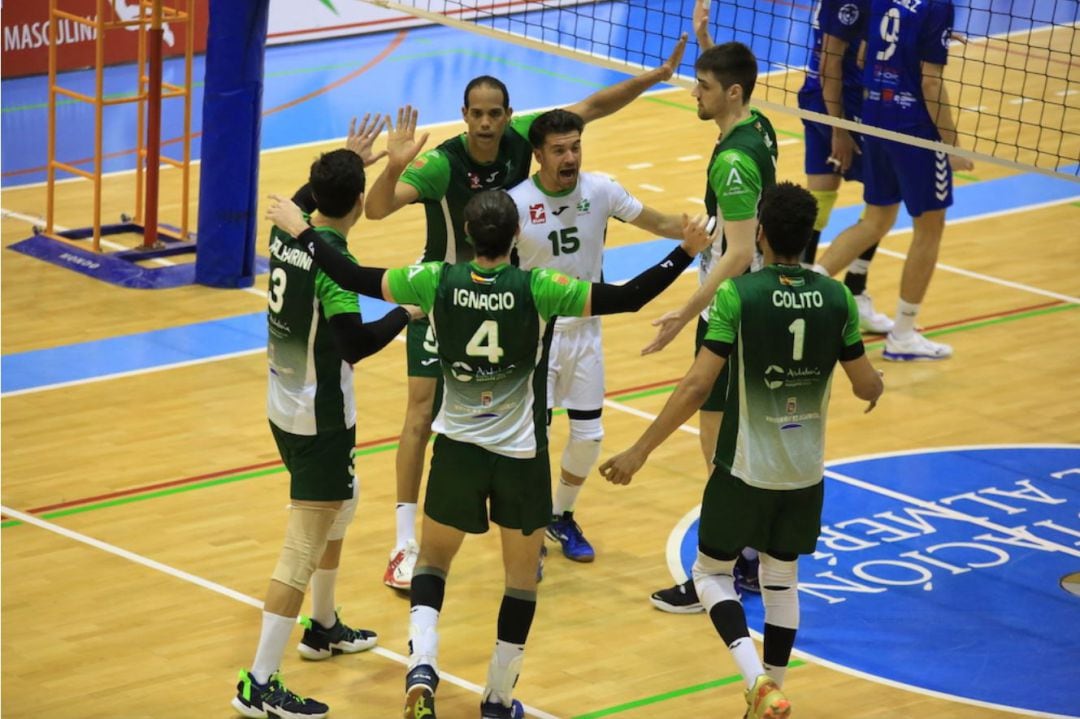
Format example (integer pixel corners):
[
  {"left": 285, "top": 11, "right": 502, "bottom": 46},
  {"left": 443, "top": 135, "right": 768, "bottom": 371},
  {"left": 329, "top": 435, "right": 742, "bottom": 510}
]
[
  {"left": 695, "top": 42, "right": 758, "bottom": 102},
  {"left": 308, "top": 149, "right": 365, "bottom": 218},
  {"left": 527, "top": 109, "right": 585, "bottom": 149},
  {"left": 759, "top": 181, "right": 818, "bottom": 258},
  {"left": 464, "top": 75, "right": 510, "bottom": 109},
  {"left": 464, "top": 190, "right": 519, "bottom": 259}
]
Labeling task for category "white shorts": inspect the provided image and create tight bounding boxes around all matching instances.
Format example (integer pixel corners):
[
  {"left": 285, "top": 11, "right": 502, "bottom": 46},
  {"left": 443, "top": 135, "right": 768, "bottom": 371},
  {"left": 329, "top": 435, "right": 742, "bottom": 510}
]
[{"left": 547, "top": 317, "right": 604, "bottom": 412}]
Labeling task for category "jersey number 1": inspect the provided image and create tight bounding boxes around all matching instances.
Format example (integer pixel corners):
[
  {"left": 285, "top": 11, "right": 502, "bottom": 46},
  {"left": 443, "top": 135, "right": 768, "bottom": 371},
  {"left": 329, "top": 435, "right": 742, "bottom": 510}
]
[{"left": 788, "top": 318, "right": 806, "bottom": 361}]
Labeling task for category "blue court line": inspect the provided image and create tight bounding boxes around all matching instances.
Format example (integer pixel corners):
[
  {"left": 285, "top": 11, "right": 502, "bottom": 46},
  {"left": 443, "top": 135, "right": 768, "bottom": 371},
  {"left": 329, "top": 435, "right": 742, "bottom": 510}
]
[{"left": 3, "top": 166, "right": 1078, "bottom": 395}]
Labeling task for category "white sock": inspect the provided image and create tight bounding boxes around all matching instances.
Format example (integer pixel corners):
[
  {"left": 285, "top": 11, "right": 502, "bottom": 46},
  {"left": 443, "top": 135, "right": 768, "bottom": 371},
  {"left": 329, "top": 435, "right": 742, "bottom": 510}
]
[
  {"left": 847, "top": 258, "right": 870, "bottom": 276},
  {"left": 485, "top": 640, "right": 525, "bottom": 707},
  {"left": 893, "top": 299, "right": 920, "bottom": 337},
  {"left": 552, "top": 477, "right": 583, "bottom": 516},
  {"left": 764, "top": 662, "right": 788, "bottom": 687},
  {"left": 408, "top": 605, "right": 440, "bottom": 669},
  {"left": 309, "top": 568, "right": 337, "bottom": 628},
  {"left": 396, "top": 503, "right": 417, "bottom": 549},
  {"left": 728, "top": 636, "right": 766, "bottom": 690},
  {"left": 251, "top": 612, "right": 296, "bottom": 684}
]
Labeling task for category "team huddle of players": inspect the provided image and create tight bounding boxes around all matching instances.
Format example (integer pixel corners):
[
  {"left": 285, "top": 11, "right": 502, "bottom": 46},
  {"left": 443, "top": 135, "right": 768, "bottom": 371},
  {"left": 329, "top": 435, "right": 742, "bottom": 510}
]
[{"left": 233, "top": 1, "right": 960, "bottom": 718}]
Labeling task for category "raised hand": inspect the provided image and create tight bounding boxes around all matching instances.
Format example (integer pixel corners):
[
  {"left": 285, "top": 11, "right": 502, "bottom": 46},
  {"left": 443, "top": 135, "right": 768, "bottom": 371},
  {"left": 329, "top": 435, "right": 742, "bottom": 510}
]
[
  {"left": 658, "top": 32, "right": 689, "bottom": 81},
  {"left": 386, "top": 104, "right": 430, "bottom": 172},
  {"left": 345, "top": 113, "right": 389, "bottom": 167},
  {"left": 693, "top": 0, "right": 713, "bottom": 49}
]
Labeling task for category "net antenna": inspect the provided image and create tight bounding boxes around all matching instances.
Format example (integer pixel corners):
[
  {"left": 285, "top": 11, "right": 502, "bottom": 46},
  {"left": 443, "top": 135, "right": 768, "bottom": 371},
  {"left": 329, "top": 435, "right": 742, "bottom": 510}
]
[
  {"left": 366, "top": 0, "right": 1079, "bottom": 184},
  {"left": 44, "top": 0, "right": 196, "bottom": 252}
]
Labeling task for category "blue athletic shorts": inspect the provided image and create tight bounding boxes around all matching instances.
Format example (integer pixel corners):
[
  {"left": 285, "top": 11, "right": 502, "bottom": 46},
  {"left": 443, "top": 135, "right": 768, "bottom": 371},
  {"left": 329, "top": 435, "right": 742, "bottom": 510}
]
[
  {"left": 862, "top": 128, "right": 953, "bottom": 217},
  {"left": 798, "top": 91, "right": 864, "bottom": 182}
]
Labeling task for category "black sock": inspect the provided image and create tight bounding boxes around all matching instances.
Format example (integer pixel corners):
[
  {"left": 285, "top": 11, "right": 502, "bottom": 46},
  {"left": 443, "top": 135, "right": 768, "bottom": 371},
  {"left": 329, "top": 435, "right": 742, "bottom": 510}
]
[
  {"left": 410, "top": 571, "right": 446, "bottom": 611},
  {"left": 801, "top": 229, "right": 822, "bottom": 265},
  {"left": 843, "top": 242, "right": 880, "bottom": 295},
  {"left": 762, "top": 623, "right": 797, "bottom": 669},
  {"left": 707, "top": 599, "right": 750, "bottom": 646},
  {"left": 497, "top": 592, "right": 537, "bottom": 644}
]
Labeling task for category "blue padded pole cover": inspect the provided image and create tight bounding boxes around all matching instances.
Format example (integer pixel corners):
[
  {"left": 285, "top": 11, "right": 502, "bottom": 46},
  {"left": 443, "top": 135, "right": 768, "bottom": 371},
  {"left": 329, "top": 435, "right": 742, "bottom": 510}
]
[{"left": 194, "top": 0, "right": 270, "bottom": 288}]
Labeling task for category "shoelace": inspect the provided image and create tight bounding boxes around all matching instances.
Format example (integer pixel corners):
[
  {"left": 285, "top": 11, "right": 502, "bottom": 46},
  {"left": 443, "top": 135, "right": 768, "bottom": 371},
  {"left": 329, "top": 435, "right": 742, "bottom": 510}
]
[{"left": 267, "top": 675, "right": 313, "bottom": 706}]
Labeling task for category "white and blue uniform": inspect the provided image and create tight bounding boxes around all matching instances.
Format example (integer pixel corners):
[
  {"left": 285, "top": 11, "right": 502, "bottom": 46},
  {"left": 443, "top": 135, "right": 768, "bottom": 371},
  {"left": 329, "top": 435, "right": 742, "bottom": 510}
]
[{"left": 861, "top": 0, "right": 955, "bottom": 216}]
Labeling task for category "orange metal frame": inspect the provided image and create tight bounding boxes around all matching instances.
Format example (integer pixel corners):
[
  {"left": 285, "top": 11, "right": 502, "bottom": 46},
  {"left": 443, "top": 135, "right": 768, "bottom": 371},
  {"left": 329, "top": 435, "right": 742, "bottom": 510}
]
[{"left": 45, "top": 0, "right": 195, "bottom": 251}]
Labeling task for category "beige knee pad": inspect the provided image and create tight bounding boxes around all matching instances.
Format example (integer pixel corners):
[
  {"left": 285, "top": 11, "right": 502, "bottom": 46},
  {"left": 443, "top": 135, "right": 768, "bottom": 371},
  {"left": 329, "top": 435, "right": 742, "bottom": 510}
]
[
  {"left": 271, "top": 502, "right": 339, "bottom": 591},
  {"left": 327, "top": 480, "right": 359, "bottom": 542}
]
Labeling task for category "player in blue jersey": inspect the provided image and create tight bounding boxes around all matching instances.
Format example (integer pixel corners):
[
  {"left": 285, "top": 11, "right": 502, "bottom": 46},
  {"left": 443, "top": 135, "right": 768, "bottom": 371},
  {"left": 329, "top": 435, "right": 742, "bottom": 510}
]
[
  {"left": 812, "top": 0, "right": 972, "bottom": 360},
  {"left": 797, "top": 0, "right": 893, "bottom": 334}
]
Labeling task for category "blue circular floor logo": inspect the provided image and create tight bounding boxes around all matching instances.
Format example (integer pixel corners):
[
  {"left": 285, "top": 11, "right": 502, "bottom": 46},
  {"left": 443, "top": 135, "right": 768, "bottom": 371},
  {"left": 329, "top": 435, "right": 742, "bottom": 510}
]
[{"left": 667, "top": 445, "right": 1080, "bottom": 717}]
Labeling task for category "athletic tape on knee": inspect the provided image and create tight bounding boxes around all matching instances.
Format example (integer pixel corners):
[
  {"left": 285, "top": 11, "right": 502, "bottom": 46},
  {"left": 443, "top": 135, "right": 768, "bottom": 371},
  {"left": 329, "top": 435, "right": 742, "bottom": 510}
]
[
  {"left": 562, "top": 417, "right": 603, "bottom": 477},
  {"left": 327, "top": 479, "right": 359, "bottom": 541},
  {"left": 760, "top": 554, "right": 800, "bottom": 630},
  {"left": 811, "top": 189, "right": 838, "bottom": 232},
  {"left": 692, "top": 552, "right": 740, "bottom": 613},
  {"left": 271, "top": 504, "right": 338, "bottom": 592}
]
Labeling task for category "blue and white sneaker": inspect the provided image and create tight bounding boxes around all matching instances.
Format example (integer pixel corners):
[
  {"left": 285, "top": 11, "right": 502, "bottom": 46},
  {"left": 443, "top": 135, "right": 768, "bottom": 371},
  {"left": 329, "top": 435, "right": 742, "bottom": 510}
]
[
  {"left": 404, "top": 663, "right": 439, "bottom": 719},
  {"left": 883, "top": 331, "right": 952, "bottom": 361},
  {"left": 231, "top": 670, "right": 328, "bottom": 719},
  {"left": 480, "top": 698, "right": 525, "bottom": 718},
  {"left": 546, "top": 512, "right": 595, "bottom": 562},
  {"left": 297, "top": 612, "right": 377, "bottom": 660}
]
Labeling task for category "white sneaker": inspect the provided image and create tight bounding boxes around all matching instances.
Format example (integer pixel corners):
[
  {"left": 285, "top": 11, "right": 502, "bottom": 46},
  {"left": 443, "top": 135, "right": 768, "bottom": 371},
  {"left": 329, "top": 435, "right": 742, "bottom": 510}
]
[
  {"left": 383, "top": 539, "right": 419, "bottom": 590},
  {"left": 854, "top": 293, "right": 894, "bottom": 334},
  {"left": 883, "top": 331, "right": 953, "bottom": 361}
]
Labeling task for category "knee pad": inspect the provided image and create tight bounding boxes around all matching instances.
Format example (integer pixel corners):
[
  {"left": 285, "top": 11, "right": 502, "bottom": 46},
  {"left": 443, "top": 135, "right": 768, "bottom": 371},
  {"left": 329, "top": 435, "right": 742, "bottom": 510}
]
[
  {"left": 326, "top": 479, "right": 359, "bottom": 542},
  {"left": 691, "top": 551, "right": 739, "bottom": 613},
  {"left": 271, "top": 503, "right": 339, "bottom": 592},
  {"left": 760, "top": 554, "right": 800, "bottom": 630},
  {"left": 562, "top": 416, "right": 603, "bottom": 477}
]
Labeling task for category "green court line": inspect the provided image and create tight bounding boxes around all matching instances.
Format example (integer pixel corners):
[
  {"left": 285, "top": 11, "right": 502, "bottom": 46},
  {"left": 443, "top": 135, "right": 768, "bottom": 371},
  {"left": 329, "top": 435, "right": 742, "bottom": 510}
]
[
  {"left": 3, "top": 301, "right": 1073, "bottom": 530},
  {"left": 953, "top": 172, "right": 979, "bottom": 182},
  {"left": 1071, "top": 201, "right": 1080, "bottom": 208},
  {"left": 571, "top": 660, "right": 806, "bottom": 719}
]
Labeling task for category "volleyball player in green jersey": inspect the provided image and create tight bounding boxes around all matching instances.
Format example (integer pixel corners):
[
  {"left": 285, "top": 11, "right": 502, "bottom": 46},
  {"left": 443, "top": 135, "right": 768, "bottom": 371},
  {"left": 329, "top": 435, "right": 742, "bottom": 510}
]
[
  {"left": 233, "top": 124, "right": 421, "bottom": 719},
  {"left": 641, "top": 40, "right": 778, "bottom": 612},
  {"left": 602, "top": 182, "right": 884, "bottom": 719},
  {"left": 361, "top": 38, "right": 688, "bottom": 591},
  {"left": 267, "top": 189, "right": 712, "bottom": 719}
]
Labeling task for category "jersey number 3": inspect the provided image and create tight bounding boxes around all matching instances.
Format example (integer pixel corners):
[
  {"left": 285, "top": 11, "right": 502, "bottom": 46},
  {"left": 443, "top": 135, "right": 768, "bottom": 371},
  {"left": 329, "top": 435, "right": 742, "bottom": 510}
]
[{"left": 268, "top": 267, "right": 287, "bottom": 313}]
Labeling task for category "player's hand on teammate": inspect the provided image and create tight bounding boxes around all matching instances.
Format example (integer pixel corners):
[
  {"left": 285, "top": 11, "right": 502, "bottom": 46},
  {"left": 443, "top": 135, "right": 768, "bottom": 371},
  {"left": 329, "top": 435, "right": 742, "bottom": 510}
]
[
  {"left": 950, "top": 154, "right": 974, "bottom": 172},
  {"left": 599, "top": 447, "right": 647, "bottom": 486},
  {"left": 679, "top": 213, "right": 718, "bottom": 256},
  {"left": 657, "top": 32, "right": 689, "bottom": 81},
  {"left": 829, "top": 127, "right": 861, "bottom": 173},
  {"left": 346, "top": 113, "right": 389, "bottom": 167},
  {"left": 265, "top": 194, "right": 309, "bottom": 238},
  {"left": 386, "top": 104, "right": 430, "bottom": 172}
]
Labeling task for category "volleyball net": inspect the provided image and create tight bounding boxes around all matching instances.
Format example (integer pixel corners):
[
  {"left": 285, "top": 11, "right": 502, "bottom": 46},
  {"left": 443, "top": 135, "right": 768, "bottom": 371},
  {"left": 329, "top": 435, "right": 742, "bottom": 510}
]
[{"left": 365, "top": 0, "right": 1079, "bottom": 182}]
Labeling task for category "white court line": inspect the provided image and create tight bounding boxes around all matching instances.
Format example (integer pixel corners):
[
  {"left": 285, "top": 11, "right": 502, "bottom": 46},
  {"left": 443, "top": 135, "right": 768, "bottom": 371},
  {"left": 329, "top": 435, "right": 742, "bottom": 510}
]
[
  {"left": 638, "top": 183, "right": 664, "bottom": 192},
  {"left": 0, "top": 504, "right": 562, "bottom": 719},
  {"left": 677, "top": 154, "right": 702, "bottom": 162},
  {"left": 777, "top": 138, "right": 801, "bottom": 146},
  {"left": 626, "top": 162, "right": 653, "bottom": 170}
]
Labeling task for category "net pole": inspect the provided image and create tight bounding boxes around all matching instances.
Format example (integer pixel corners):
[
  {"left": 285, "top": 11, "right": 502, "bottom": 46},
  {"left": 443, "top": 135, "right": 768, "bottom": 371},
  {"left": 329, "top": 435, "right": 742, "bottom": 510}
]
[
  {"left": 180, "top": 0, "right": 194, "bottom": 239},
  {"left": 46, "top": 0, "right": 58, "bottom": 235},
  {"left": 142, "top": 0, "right": 165, "bottom": 248},
  {"left": 135, "top": 1, "right": 147, "bottom": 225},
  {"left": 93, "top": 0, "right": 105, "bottom": 251}
]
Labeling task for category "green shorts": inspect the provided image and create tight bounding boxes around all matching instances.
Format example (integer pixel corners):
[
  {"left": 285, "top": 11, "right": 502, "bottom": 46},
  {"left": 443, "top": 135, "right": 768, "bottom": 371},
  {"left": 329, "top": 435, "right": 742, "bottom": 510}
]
[
  {"left": 695, "top": 316, "right": 729, "bottom": 412},
  {"left": 698, "top": 466, "right": 824, "bottom": 557},
  {"left": 269, "top": 421, "right": 355, "bottom": 501},
  {"left": 424, "top": 435, "right": 551, "bottom": 535},
  {"left": 406, "top": 320, "right": 441, "bottom": 378}
]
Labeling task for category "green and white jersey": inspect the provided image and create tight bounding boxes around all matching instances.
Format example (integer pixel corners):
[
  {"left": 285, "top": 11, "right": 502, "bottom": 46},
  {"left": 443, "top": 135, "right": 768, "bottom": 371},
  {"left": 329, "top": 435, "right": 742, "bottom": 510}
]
[
  {"left": 706, "top": 265, "right": 862, "bottom": 490},
  {"left": 266, "top": 224, "right": 360, "bottom": 435},
  {"left": 700, "top": 108, "right": 779, "bottom": 319},
  {"left": 400, "top": 112, "right": 541, "bottom": 264},
  {"left": 508, "top": 171, "right": 642, "bottom": 328},
  {"left": 386, "top": 261, "right": 589, "bottom": 458}
]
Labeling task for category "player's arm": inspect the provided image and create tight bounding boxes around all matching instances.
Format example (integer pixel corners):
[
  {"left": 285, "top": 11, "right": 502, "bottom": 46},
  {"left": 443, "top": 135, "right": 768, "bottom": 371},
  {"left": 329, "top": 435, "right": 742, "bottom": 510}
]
[
  {"left": 563, "top": 33, "right": 688, "bottom": 123},
  {"left": 326, "top": 310, "right": 410, "bottom": 364},
  {"left": 821, "top": 32, "right": 859, "bottom": 172},
  {"left": 921, "top": 61, "right": 971, "bottom": 170},
  {"left": 837, "top": 287, "right": 884, "bottom": 411},
  {"left": 364, "top": 105, "right": 430, "bottom": 220},
  {"left": 627, "top": 205, "right": 686, "bottom": 239},
  {"left": 693, "top": 0, "right": 715, "bottom": 50},
  {"left": 600, "top": 346, "right": 726, "bottom": 484},
  {"left": 584, "top": 214, "right": 712, "bottom": 315}
]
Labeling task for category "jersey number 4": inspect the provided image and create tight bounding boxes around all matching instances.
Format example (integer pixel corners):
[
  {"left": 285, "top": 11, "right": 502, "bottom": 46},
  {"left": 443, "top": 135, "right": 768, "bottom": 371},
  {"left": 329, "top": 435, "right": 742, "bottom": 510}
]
[{"left": 466, "top": 319, "right": 505, "bottom": 362}]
